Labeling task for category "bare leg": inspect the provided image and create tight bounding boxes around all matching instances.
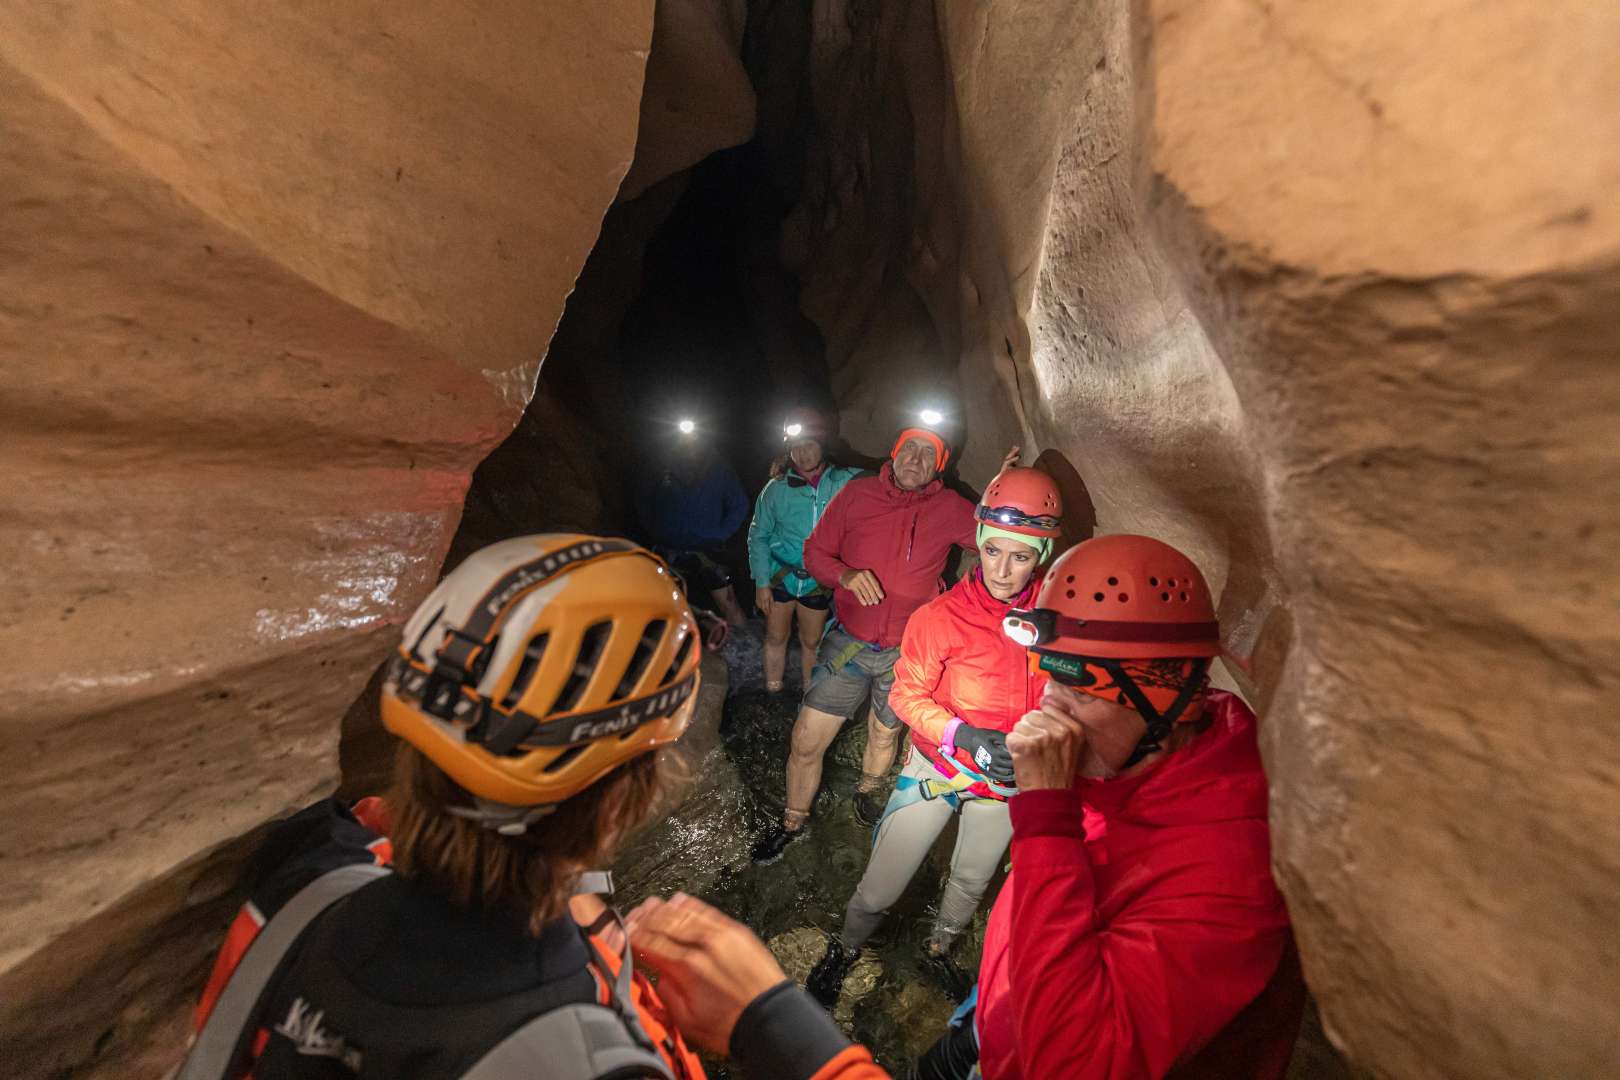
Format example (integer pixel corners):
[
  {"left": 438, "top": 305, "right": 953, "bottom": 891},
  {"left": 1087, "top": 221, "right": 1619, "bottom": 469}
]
[
  {"left": 795, "top": 604, "right": 829, "bottom": 688},
  {"left": 763, "top": 599, "right": 795, "bottom": 691},
  {"left": 860, "top": 705, "right": 902, "bottom": 782},
  {"left": 710, "top": 585, "right": 747, "bottom": 627},
  {"left": 784, "top": 705, "right": 847, "bottom": 829}
]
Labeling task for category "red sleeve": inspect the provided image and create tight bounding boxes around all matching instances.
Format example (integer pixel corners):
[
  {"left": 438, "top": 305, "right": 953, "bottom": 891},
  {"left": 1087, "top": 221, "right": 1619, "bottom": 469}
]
[
  {"left": 804, "top": 484, "right": 855, "bottom": 588},
  {"left": 888, "top": 603, "right": 955, "bottom": 744},
  {"left": 1005, "top": 790, "right": 1290, "bottom": 1079},
  {"left": 951, "top": 491, "right": 977, "bottom": 549}
]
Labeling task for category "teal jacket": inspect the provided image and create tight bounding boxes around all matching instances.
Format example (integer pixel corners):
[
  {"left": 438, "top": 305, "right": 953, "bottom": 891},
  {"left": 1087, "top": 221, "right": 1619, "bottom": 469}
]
[{"left": 747, "top": 465, "right": 860, "bottom": 596}]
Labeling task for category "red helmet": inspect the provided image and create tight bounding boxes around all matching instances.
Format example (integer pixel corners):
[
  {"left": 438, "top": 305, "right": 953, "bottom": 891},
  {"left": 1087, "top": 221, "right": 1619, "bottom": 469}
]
[
  {"left": 1002, "top": 535, "right": 1221, "bottom": 766},
  {"left": 977, "top": 468, "right": 1063, "bottom": 538},
  {"left": 1004, "top": 534, "right": 1219, "bottom": 658}
]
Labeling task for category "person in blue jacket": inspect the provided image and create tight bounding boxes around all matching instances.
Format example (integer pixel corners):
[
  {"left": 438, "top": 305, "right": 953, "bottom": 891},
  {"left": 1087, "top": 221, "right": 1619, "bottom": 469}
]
[
  {"left": 638, "top": 422, "right": 751, "bottom": 625},
  {"left": 748, "top": 407, "right": 860, "bottom": 692}
]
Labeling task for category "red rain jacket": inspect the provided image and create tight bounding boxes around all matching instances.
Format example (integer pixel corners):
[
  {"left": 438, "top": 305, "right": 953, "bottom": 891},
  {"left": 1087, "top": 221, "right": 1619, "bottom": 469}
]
[
  {"left": 804, "top": 462, "right": 976, "bottom": 648},
  {"left": 976, "top": 692, "right": 1305, "bottom": 1080},
  {"left": 889, "top": 569, "right": 1045, "bottom": 798}
]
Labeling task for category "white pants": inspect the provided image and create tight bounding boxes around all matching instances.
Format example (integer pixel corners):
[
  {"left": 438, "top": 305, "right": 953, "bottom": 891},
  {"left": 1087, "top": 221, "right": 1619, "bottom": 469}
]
[{"left": 840, "top": 752, "right": 1013, "bottom": 949}]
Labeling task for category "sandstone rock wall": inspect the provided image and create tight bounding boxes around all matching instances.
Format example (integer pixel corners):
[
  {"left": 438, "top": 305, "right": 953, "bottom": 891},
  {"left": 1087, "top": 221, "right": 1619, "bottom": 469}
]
[
  {"left": 786, "top": 0, "right": 1620, "bottom": 1075},
  {"left": 0, "top": 4, "right": 655, "bottom": 1075}
]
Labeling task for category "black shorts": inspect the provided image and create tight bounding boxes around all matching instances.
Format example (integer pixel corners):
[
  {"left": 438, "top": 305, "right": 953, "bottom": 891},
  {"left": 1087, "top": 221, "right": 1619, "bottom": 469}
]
[
  {"left": 667, "top": 550, "right": 732, "bottom": 595},
  {"left": 771, "top": 586, "right": 832, "bottom": 611}
]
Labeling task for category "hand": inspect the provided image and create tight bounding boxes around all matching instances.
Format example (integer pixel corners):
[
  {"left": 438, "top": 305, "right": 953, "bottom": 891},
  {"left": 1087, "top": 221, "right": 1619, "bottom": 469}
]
[
  {"left": 1000, "top": 445, "right": 1022, "bottom": 472},
  {"left": 625, "top": 892, "right": 788, "bottom": 1055},
  {"left": 1006, "top": 700, "right": 1088, "bottom": 791},
  {"left": 839, "top": 568, "right": 885, "bottom": 606},
  {"left": 953, "top": 723, "right": 1015, "bottom": 783},
  {"left": 698, "top": 611, "right": 730, "bottom": 651},
  {"left": 755, "top": 585, "right": 774, "bottom": 615}
]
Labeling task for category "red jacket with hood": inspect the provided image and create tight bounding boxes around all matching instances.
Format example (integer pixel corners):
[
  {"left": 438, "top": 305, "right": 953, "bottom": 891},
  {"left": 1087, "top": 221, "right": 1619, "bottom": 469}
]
[
  {"left": 888, "top": 569, "right": 1045, "bottom": 798},
  {"left": 976, "top": 691, "right": 1304, "bottom": 1080},
  {"left": 804, "top": 462, "right": 976, "bottom": 648}
]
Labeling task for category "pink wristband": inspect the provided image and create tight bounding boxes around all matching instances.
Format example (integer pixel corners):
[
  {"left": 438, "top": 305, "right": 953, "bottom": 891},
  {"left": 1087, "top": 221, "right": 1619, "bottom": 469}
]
[{"left": 940, "top": 717, "right": 965, "bottom": 757}]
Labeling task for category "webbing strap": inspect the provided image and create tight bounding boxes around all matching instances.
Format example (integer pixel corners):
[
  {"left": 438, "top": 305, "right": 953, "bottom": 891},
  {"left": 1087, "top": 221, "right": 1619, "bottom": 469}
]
[
  {"left": 178, "top": 862, "right": 389, "bottom": 1080},
  {"left": 460, "top": 1003, "right": 673, "bottom": 1080}
]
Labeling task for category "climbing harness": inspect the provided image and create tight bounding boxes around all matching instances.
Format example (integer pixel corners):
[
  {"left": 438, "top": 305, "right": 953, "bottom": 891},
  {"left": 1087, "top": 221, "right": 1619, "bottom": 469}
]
[{"left": 178, "top": 867, "right": 676, "bottom": 1080}]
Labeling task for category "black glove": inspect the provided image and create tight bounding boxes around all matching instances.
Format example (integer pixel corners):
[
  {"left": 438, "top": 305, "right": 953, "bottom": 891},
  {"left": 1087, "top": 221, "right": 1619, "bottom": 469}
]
[
  {"left": 953, "top": 724, "right": 1014, "bottom": 783},
  {"left": 915, "top": 1013, "right": 979, "bottom": 1080}
]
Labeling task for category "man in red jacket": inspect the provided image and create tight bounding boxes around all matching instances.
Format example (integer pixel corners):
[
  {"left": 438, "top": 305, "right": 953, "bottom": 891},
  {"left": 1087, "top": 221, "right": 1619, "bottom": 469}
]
[
  {"left": 750, "top": 420, "right": 1014, "bottom": 863},
  {"left": 952, "top": 534, "right": 1305, "bottom": 1080}
]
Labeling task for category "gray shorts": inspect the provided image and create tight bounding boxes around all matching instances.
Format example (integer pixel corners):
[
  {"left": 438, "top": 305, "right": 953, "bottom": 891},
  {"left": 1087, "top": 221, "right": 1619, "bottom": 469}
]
[{"left": 803, "top": 625, "right": 902, "bottom": 728}]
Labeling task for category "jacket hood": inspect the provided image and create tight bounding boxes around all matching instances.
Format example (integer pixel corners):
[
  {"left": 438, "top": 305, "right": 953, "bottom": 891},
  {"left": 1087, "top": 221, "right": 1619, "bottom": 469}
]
[
  {"left": 1075, "top": 691, "right": 1268, "bottom": 828},
  {"left": 879, "top": 460, "right": 944, "bottom": 504}
]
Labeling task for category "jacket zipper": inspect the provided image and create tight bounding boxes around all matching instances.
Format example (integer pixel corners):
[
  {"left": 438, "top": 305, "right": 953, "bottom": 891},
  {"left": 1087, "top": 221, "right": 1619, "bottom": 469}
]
[{"left": 906, "top": 511, "right": 917, "bottom": 561}]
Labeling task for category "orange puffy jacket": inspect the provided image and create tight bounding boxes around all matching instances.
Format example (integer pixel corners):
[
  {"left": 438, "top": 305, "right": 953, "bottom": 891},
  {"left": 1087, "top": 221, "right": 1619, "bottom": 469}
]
[{"left": 888, "top": 569, "right": 1045, "bottom": 798}]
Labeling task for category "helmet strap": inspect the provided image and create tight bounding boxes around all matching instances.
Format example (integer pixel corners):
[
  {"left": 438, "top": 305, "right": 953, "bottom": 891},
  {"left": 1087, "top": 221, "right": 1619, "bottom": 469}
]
[
  {"left": 1098, "top": 657, "right": 1213, "bottom": 769},
  {"left": 448, "top": 797, "right": 558, "bottom": 836}
]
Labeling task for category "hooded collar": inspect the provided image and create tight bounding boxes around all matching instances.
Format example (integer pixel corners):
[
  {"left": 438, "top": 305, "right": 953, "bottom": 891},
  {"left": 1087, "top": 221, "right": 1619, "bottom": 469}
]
[
  {"left": 879, "top": 459, "right": 943, "bottom": 503},
  {"left": 961, "top": 566, "right": 1037, "bottom": 616}
]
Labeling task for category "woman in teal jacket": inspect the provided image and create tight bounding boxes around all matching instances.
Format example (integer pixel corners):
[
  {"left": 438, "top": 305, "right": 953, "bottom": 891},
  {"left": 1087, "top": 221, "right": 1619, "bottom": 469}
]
[{"left": 749, "top": 408, "right": 860, "bottom": 692}]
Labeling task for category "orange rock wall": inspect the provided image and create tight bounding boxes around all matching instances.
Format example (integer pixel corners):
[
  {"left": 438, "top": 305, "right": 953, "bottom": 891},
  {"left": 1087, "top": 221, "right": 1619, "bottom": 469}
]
[
  {"left": 788, "top": 1, "right": 1620, "bottom": 1075},
  {"left": 0, "top": 3, "right": 654, "bottom": 1075}
]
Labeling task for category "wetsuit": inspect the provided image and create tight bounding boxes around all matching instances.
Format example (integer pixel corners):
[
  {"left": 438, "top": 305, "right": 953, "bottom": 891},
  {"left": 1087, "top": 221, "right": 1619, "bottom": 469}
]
[
  {"left": 188, "top": 797, "right": 893, "bottom": 1080},
  {"left": 837, "top": 569, "right": 1042, "bottom": 949}
]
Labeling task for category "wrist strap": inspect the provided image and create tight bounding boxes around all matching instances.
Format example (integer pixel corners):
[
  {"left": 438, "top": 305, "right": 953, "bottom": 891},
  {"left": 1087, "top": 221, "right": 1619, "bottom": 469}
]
[{"left": 940, "top": 717, "right": 965, "bottom": 757}]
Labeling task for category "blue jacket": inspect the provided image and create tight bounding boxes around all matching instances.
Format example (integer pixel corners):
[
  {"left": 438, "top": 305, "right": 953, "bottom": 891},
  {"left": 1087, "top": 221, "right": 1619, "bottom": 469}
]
[
  {"left": 747, "top": 465, "right": 860, "bottom": 596},
  {"left": 639, "top": 458, "right": 749, "bottom": 551}
]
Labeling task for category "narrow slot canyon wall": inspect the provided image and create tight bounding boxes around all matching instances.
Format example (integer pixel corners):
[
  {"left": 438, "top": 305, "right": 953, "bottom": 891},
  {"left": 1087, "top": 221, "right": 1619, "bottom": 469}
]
[
  {"left": 780, "top": 0, "right": 1620, "bottom": 1076},
  {"left": 0, "top": 3, "right": 659, "bottom": 1075}
]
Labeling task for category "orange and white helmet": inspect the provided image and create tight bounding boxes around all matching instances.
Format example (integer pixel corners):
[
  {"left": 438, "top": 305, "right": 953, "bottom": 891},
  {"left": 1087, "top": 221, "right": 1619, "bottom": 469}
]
[{"left": 381, "top": 535, "right": 701, "bottom": 826}]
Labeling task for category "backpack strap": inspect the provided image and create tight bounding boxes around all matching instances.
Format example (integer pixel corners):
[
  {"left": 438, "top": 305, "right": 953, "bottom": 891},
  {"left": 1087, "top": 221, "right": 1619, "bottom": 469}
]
[
  {"left": 459, "top": 1003, "right": 673, "bottom": 1080},
  {"left": 465, "top": 906, "right": 675, "bottom": 1080},
  {"left": 178, "top": 862, "right": 390, "bottom": 1080}
]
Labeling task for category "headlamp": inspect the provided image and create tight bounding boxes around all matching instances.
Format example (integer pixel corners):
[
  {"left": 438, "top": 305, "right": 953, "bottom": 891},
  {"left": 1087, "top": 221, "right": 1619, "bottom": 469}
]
[
  {"left": 784, "top": 422, "right": 803, "bottom": 438},
  {"left": 919, "top": 408, "right": 944, "bottom": 426},
  {"left": 678, "top": 419, "right": 696, "bottom": 435}
]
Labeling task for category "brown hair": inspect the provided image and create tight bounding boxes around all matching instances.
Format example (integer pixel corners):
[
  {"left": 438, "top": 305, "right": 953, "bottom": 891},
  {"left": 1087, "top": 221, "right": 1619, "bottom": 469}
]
[{"left": 386, "top": 743, "right": 676, "bottom": 933}]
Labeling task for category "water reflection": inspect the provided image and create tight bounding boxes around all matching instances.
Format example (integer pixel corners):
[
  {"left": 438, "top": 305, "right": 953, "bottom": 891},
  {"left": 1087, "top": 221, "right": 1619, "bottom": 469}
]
[{"left": 613, "top": 627, "right": 994, "bottom": 1074}]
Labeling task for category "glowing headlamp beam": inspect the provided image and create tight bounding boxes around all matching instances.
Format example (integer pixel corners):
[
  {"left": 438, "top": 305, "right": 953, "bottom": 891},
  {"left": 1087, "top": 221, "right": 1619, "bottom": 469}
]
[
  {"left": 678, "top": 419, "right": 696, "bottom": 435},
  {"left": 919, "top": 408, "right": 944, "bottom": 426}
]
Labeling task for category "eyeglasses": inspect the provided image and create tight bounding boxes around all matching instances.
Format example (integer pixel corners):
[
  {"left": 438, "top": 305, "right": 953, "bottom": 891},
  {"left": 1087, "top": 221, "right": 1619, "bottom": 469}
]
[{"left": 976, "top": 504, "right": 1062, "bottom": 531}]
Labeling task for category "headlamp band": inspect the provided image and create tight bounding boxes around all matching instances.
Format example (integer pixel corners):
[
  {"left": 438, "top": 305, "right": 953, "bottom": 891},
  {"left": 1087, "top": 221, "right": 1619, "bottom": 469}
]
[
  {"left": 976, "top": 504, "right": 1062, "bottom": 531},
  {"left": 1006, "top": 607, "right": 1219, "bottom": 646}
]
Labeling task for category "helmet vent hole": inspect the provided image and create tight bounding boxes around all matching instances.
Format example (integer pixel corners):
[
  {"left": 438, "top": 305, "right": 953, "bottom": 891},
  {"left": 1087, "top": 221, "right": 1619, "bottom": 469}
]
[
  {"left": 1160, "top": 591, "right": 1170, "bottom": 601},
  {"left": 1107, "top": 576, "right": 1118, "bottom": 586},
  {"left": 499, "top": 633, "right": 550, "bottom": 710},
  {"left": 542, "top": 744, "right": 588, "bottom": 774},
  {"left": 614, "top": 620, "right": 667, "bottom": 700},
  {"left": 1065, "top": 574, "right": 1076, "bottom": 584},
  {"left": 1066, "top": 589, "right": 1076, "bottom": 599},
  {"left": 1117, "top": 593, "right": 1129, "bottom": 603},
  {"left": 660, "top": 629, "right": 697, "bottom": 687},
  {"left": 1179, "top": 591, "right": 1189, "bottom": 602},
  {"left": 1167, "top": 577, "right": 1178, "bottom": 587},
  {"left": 1149, "top": 576, "right": 1159, "bottom": 587},
  {"left": 1093, "top": 592, "right": 1105, "bottom": 602},
  {"left": 553, "top": 621, "right": 612, "bottom": 712}
]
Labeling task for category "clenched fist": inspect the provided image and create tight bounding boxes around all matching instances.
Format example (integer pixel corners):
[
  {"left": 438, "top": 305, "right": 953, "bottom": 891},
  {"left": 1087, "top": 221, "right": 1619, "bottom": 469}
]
[{"left": 1006, "top": 702, "right": 1089, "bottom": 791}]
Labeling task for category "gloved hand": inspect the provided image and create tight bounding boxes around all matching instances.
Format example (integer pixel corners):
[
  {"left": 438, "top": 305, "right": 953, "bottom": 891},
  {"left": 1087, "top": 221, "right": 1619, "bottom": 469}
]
[{"left": 953, "top": 723, "right": 1014, "bottom": 783}]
